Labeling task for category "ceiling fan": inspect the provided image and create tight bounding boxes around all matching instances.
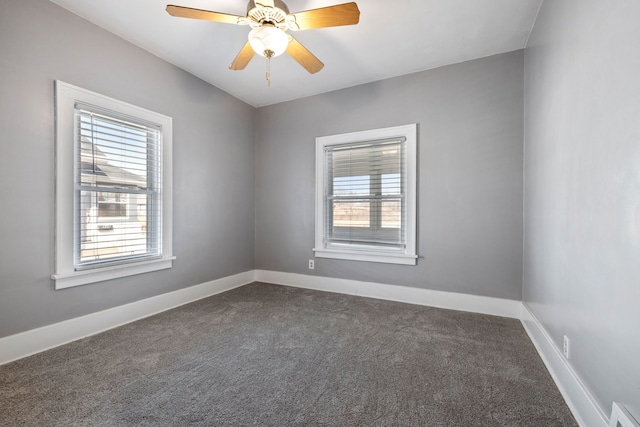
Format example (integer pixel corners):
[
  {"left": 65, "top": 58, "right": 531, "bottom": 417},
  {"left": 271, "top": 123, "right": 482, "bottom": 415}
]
[{"left": 166, "top": 0, "right": 360, "bottom": 83}]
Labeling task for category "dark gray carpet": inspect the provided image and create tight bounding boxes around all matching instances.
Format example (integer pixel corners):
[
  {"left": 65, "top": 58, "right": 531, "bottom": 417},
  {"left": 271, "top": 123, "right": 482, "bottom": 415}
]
[{"left": 0, "top": 282, "right": 576, "bottom": 426}]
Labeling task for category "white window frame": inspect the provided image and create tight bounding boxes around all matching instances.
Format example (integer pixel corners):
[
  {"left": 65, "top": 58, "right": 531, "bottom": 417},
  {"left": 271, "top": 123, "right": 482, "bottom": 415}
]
[
  {"left": 314, "top": 124, "right": 417, "bottom": 265},
  {"left": 52, "top": 81, "right": 174, "bottom": 289}
]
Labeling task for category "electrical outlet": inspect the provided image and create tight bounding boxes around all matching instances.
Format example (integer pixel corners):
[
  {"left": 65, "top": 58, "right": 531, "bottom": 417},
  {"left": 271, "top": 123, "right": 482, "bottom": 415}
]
[
  {"left": 308, "top": 260, "right": 315, "bottom": 269},
  {"left": 563, "top": 335, "right": 570, "bottom": 359}
]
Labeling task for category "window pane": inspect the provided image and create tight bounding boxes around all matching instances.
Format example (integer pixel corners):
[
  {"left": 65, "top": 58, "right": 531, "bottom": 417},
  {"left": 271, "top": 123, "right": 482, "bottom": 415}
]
[
  {"left": 381, "top": 199, "right": 402, "bottom": 229},
  {"left": 330, "top": 142, "right": 401, "bottom": 177},
  {"left": 332, "top": 200, "right": 370, "bottom": 227},
  {"left": 79, "top": 114, "right": 149, "bottom": 190},
  {"left": 79, "top": 191, "right": 151, "bottom": 263},
  {"left": 98, "top": 193, "right": 128, "bottom": 218},
  {"left": 381, "top": 173, "right": 401, "bottom": 195},
  {"left": 98, "top": 202, "right": 127, "bottom": 218},
  {"left": 333, "top": 175, "right": 370, "bottom": 196}
]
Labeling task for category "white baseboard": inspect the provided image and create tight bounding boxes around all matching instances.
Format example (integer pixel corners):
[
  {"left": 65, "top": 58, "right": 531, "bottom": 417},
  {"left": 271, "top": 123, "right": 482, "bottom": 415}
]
[
  {"left": 255, "top": 270, "right": 523, "bottom": 319},
  {"left": 0, "top": 268, "right": 613, "bottom": 427},
  {"left": 0, "top": 270, "right": 521, "bottom": 366},
  {"left": 521, "top": 304, "right": 609, "bottom": 427},
  {"left": 0, "top": 270, "right": 255, "bottom": 366}
]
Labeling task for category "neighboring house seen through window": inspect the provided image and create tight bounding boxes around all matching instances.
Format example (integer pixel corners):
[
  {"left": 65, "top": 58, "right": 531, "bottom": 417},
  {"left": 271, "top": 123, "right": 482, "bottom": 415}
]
[
  {"left": 53, "top": 81, "right": 174, "bottom": 289},
  {"left": 314, "top": 124, "right": 417, "bottom": 265}
]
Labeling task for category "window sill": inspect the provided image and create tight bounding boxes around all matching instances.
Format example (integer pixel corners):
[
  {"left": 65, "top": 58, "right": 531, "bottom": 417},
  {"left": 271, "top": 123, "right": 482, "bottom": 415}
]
[
  {"left": 52, "top": 256, "right": 176, "bottom": 290},
  {"left": 313, "top": 248, "right": 417, "bottom": 265}
]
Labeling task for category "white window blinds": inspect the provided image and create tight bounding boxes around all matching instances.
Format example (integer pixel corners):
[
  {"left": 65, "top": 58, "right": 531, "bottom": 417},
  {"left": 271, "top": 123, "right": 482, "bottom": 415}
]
[
  {"left": 75, "top": 103, "right": 162, "bottom": 269},
  {"left": 324, "top": 138, "right": 406, "bottom": 250}
]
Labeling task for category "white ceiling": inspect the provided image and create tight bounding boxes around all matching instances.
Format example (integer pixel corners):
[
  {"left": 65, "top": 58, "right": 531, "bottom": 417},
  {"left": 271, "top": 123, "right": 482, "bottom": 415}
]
[{"left": 50, "top": 0, "right": 542, "bottom": 107}]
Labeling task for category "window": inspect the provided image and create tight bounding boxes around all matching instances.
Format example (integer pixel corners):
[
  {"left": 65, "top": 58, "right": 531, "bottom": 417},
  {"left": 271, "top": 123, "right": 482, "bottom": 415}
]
[
  {"left": 53, "top": 81, "right": 174, "bottom": 289},
  {"left": 314, "top": 124, "right": 417, "bottom": 265}
]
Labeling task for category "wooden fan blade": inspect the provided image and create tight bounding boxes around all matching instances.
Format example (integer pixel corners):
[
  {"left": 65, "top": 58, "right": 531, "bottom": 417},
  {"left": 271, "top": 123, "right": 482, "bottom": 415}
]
[
  {"left": 289, "top": 2, "right": 360, "bottom": 31},
  {"left": 286, "top": 37, "right": 324, "bottom": 74},
  {"left": 229, "top": 42, "right": 255, "bottom": 70},
  {"left": 166, "top": 5, "right": 243, "bottom": 25}
]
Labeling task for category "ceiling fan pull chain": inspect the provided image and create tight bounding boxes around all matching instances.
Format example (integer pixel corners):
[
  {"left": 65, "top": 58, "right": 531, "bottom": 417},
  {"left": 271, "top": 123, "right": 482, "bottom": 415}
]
[
  {"left": 266, "top": 57, "right": 271, "bottom": 87},
  {"left": 265, "top": 49, "right": 274, "bottom": 87}
]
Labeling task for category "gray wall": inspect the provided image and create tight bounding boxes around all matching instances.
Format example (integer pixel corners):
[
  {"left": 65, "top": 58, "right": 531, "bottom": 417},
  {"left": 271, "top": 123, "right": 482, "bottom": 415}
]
[
  {"left": 0, "top": 0, "right": 256, "bottom": 338},
  {"left": 255, "top": 51, "right": 524, "bottom": 300},
  {"left": 524, "top": 0, "right": 640, "bottom": 420}
]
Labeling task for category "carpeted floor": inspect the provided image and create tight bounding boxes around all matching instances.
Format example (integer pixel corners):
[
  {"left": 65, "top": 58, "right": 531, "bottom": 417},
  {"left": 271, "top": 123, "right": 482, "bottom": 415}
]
[{"left": 0, "top": 282, "right": 577, "bottom": 426}]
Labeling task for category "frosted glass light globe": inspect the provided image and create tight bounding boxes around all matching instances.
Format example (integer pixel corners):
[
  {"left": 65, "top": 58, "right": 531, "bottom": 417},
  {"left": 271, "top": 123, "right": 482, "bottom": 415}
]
[{"left": 248, "top": 25, "right": 289, "bottom": 57}]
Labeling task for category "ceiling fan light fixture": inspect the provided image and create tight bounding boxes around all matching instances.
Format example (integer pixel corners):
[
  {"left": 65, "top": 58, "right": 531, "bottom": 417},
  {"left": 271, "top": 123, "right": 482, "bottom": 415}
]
[
  {"left": 167, "top": 1, "right": 360, "bottom": 75},
  {"left": 248, "top": 25, "right": 289, "bottom": 57}
]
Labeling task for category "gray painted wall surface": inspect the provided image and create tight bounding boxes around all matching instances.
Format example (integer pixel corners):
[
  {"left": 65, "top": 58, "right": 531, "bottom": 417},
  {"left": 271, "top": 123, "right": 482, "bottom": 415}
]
[
  {"left": 0, "top": 0, "right": 255, "bottom": 338},
  {"left": 524, "top": 0, "right": 640, "bottom": 420},
  {"left": 255, "top": 51, "right": 524, "bottom": 300}
]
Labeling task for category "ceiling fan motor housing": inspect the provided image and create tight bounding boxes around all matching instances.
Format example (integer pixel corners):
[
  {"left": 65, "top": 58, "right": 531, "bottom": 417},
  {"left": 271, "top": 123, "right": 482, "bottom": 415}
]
[{"left": 247, "top": 1, "right": 289, "bottom": 27}]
